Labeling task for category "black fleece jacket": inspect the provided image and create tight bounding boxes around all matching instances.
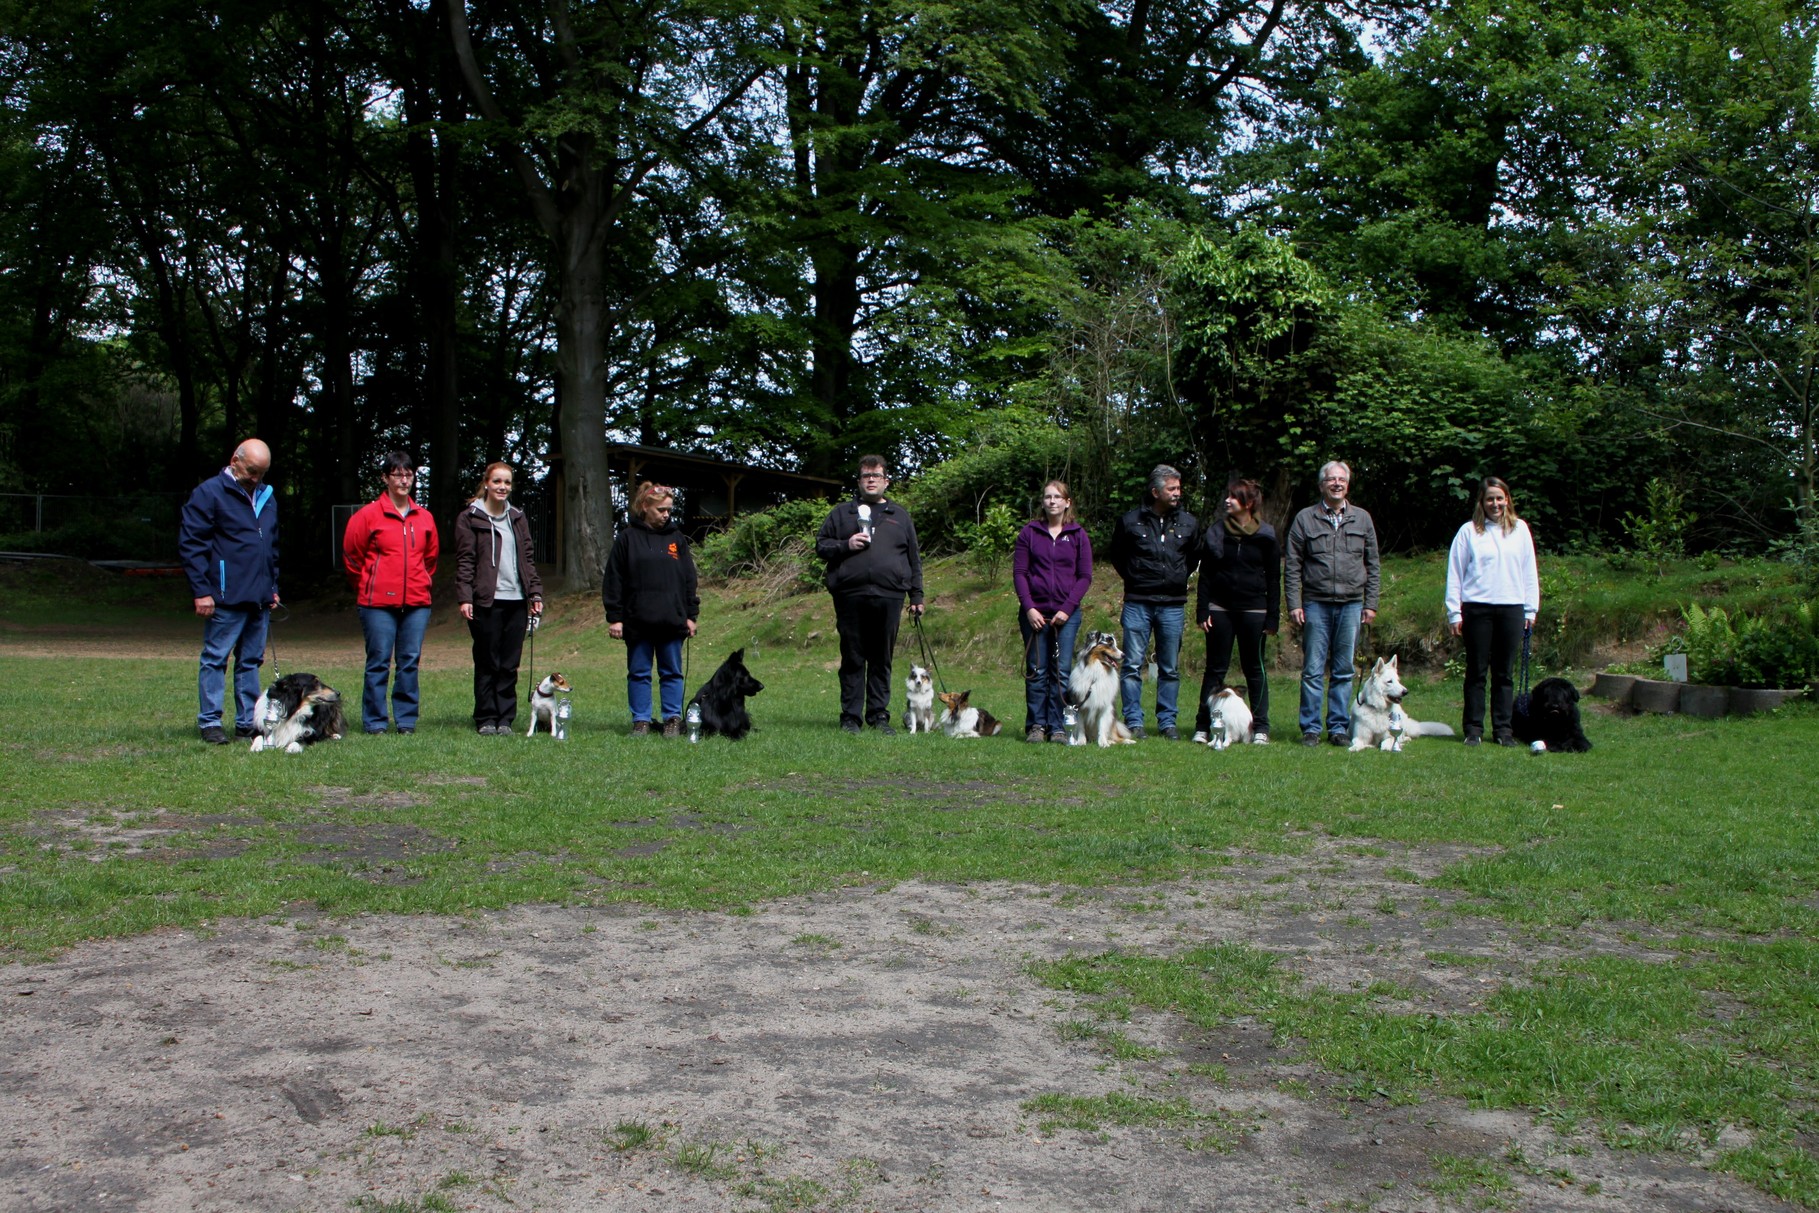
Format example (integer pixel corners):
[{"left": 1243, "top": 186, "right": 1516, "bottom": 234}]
[{"left": 601, "top": 519, "right": 700, "bottom": 640}]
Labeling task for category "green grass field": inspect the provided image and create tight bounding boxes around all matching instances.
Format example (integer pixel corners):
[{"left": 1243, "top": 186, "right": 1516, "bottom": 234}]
[{"left": 2, "top": 551, "right": 1816, "bottom": 1203}]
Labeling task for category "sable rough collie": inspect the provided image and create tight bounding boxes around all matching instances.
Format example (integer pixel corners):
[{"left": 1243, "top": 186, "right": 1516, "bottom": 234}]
[
  {"left": 250, "top": 673, "right": 346, "bottom": 753},
  {"left": 526, "top": 672, "right": 573, "bottom": 737},
  {"left": 903, "top": 665, "right": 936, "bottom": 734},
  {"left": 1067, "top": 631, "right": 1134, "bottom": 746},
  {"left": 936, "top": 689, "right": 1002, "bottom": 737}
]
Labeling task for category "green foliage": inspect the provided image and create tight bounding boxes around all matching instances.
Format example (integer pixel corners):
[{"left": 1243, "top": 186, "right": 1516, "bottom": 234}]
[
  {"left": 952, "top": 501, "right": 1020, "bottom": 583},
  {"left": 1678, "top": 601, "right": 1817, "bottom": 689},
  {"left": 1681, "top": 603, "right": 1738, "bottom": 686},
  {"left": 896, "top": 404, "right": 1072, "bottom": 550},
  {"left": 1624, "top": 478, "right": 1695, "bottom": 573},
  {"left": 693, "top": 500, "right": 828, "bottom": 592},
  {"left": 1773, "top": 510, "right": 1819, "bottom": 587}
]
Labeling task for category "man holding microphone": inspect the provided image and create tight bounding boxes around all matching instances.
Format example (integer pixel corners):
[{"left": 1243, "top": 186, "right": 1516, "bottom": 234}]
[{"left": 816, "top": 455, "right": 925, "bottom": 734}]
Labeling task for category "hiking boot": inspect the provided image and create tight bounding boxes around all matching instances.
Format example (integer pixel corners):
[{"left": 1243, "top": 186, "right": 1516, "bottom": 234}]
[
  {"left": 1128, "top": 725, "right": 1146, "bottom": 740},
  {"left": 1026, "top": 726, "right": 1048, "bottom": 743},
  {"left": 631, "top": 720, "right": 652, "bottom": 737},
  {"left": 1159, "top": 726, "right": 1180, "bottom": 741},
  {"left": 840, "top": 719, "right": 863, "bottom": 735},
  {"left": 661, "top": 717, "right": 681, "bottom": 739},
  {"left": 1301, "top": 732, "right": 1321, "bottom": 746},
  {"left": 200, "top": 726, "right": 230, "bottom": 745},
  {"left": 871, "top": 721, "right": 897, "bottom": 736},
  {"left": 1050, "top": 730, "right": 1071, "bottom": 743},
  {"left": 1330, "top": 732, "right": 1351, "bottom": 748},
  {"left": 234, "top": 724, "right": 258, "bottom": 739}
]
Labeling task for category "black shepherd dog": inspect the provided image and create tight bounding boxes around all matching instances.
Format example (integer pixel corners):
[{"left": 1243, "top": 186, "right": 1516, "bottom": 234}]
[
  {"left": 688, "top": 649, "right": 765, "bottom": 740},
  {"left": 1513, "top": 676, "right": 1593, "bottom": 753}
]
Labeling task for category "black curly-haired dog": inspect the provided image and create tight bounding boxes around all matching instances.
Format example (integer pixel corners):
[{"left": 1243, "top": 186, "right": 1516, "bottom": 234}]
[
  {"left": 1513, "top": 676, "right": 1592, "bottom": 752},
  {"left": 687, "top": 649, "right": 764, "bottom": 740}
]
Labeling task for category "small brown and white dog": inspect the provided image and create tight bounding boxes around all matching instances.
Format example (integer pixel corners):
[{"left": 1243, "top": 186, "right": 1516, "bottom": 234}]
[
  {"left": 526, "top": 672, "right": 573, "bottom": 737},
  {"left": 936, "top": 689, "right": 1002, "bottom": 737},
  {"left": 1204, "top": 686, "right": 1254, "bottom": 748},
  {"left": 903, "top": 665, "right": 936, "bottom": 734},
  {"left": 250, "top": 673, "right": 346, "bottom": 753},
  {"left": 1067, "top": 631, "right": 1134, "bottom": 746}
]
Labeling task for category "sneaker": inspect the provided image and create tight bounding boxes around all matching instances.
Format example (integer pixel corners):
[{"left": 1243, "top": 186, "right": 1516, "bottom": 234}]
[
  {"left": 1159, "top": 726, "right": 1180, "bottom": 741},
  {"left": 1026, "top": 726, "right": 1048, "bottom": 744},
  {"left": 661, "top": 717, "right": 682, "bottom": 739},
  {"left": 1252, "top": 732, "right": 1269, "bottom": 746},
  {"left": 1050, "top": 730, "right": 1071, "bottom": 744},
  {"left": 871, "top": 721, "right": 897, "bottom": 736},
  {"left": 475, "top": 724, "right": 495, "bottom": 735},
  {"left": 397, "top": 728, "right": 414, "bottom": 735},
  {"left": 234, "top": 724, "right": 258, "bottom": 739},
  {"left": 1301, "top": 731, "right": 1321, "bottom": 746},
  {"left": 1494, "top": 733, "right": 1517, "bottom": 747},
  {"left": 840, "top": 720, "right": 863, "bottom": 735},
  {"left": 1191, "top": 731, "right": 1209, "bottom": 744},
  {"left": 200, "top": 725, "right": 230, "bottom": 745},
  {"left": 631, "top": 720, "right": 652, "bottom": 736},
  {"left": 1128, "top": 725, "right": 1146, "bottom": 740},
  {"left": 1330, "top": 732, "right": 1351, "bottom": 748},
  {"left": 1463, "top": 735, "right": 1482, "bottom": 747}
]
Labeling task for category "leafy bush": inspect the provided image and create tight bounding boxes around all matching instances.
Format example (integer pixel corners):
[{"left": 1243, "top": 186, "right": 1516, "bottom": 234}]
[
  {"left": 1679, "top": 603, "right": 1735, "bottom": 685},
  {"left": 1624, "top": 478, "right": 1694, "bottom": 573},
  {"left": 1678, "top": 600, "right": 1817, "bottom": 688},
  {"left": 1772, "top": 511, "right": 1819, "bottom": 587},
  {"left": 953, "top": 502, "right": 1021, "bottom": 584},
  {"left": 693, "top": 500, "right": 828, "bottom": 593}
]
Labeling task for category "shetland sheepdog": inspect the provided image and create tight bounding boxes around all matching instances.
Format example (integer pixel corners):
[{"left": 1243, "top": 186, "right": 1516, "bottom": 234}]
[
  {"left": 903, "top": 665, "right": 936, "bottom": 734},
  {"left": 250, "top": 674, "right": 346, "bottom": 753},
  {"left": 1204, "top": 686, "right": 1253, "bottom": 748},
  {"left": 936, "top": 689, "right": 1002, "bottom": 738},
  {"left": 1066, "top": 631, "right": 1134, "bottom": 747}
]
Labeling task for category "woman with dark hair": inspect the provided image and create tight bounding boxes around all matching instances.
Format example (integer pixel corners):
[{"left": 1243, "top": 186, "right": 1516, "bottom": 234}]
[
  {"left": 1012, "top": 479, "right": 1093, "bottom": 742},
  {"left": 455, "top": 462, "right": 544, "bottom": 734},
  {"left": 602, "top": 482, "right": 699, "bottom": 736},
  {"left": 1445, "top": 476, "right": 1538, "bottom": 746},
  {"left": 1192, "top": 477, "right": 1279, "bottom": 744},
  {"left": 342, "top": 451, "right": 439, "bottom": 734}
]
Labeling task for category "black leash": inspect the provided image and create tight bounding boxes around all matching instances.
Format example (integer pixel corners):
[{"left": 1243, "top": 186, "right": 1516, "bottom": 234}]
[
  {"left": 264, "top": 602, "right": 290, "bottom": 679},
  {"left": 911, "top": 611, "right": 947, "bottom": 695},
  {"left": 1514, "top": 623, "right": 1534, "bottom": 717},
  {"left": 523, "top": 607, "right": 540, "bottom": 708}
]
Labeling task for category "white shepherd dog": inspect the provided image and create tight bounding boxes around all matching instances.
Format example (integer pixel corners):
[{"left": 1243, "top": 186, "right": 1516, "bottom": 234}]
[{"left": 1351, "top": 655, "right": 1454, "bottom": 751}]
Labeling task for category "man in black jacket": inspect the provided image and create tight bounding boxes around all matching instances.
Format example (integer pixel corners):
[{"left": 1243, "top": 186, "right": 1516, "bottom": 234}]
[
  {"left": 1106, "top": 464, "right": 1199, "bottom": 739},
  {"left": 816, "top": 456, "right": 925, "bottom": 734}
]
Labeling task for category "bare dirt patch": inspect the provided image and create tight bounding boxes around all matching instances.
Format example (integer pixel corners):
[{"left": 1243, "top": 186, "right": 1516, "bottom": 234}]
[{"left": 0, "top": 839, "right": 1777, "bottom": 1213}]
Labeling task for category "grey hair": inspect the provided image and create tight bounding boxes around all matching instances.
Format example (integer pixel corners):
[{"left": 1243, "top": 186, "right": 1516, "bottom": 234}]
[
  {"left": 1148, "top": 464, "right": 1182, "bottom": 494},
  {"left": 1318, "top": 460, "right": 1351, "bottom": 483}
]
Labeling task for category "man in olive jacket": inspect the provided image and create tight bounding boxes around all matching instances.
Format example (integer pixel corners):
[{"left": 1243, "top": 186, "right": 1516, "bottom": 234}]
[
  {"left": 1106, "top": 464, "right": 1199, "bottom": 739},
  {"left": 816, "top": 455, "right": 925, "bottom": 734},
  {"left": 1284, "top": 460, "right": 1381, "bottom": 746}
]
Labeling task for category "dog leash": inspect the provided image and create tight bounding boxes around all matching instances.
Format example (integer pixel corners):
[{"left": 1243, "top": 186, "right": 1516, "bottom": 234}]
[
  {"left": 265, "top": 602, "right": 290, "bottom": 679},
  {"left": 1514, "top": 624, "right": 1533, "bottom": 716},
  {"left": 522, "top": 607, "right": 540, "bottom": 710},
  {"left": 911, "top": 611, "right": 948, "bottom": 695}
]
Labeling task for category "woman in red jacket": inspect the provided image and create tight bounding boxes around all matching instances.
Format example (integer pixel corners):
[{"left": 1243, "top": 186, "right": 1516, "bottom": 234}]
[{"left": 342, "top": 451, "right": 439, "bottom": 734}]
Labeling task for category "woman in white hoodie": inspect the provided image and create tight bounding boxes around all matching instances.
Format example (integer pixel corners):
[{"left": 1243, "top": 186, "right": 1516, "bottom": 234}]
[{"left": 1445, "top": 477, "right": 1538, "bottom": 747}]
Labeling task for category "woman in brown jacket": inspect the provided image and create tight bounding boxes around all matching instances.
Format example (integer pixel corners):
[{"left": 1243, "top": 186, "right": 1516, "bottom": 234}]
[{"left": 454, "top": 462, "right": 544, "bottom": 733}]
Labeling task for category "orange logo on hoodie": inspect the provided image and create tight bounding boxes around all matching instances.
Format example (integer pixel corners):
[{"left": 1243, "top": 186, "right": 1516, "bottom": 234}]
[{"left": 668, "top": 542, "right": 679, "bottom": 559}]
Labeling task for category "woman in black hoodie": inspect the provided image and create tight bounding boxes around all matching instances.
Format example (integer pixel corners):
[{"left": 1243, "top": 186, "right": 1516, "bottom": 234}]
[
  {"left": 1192, "top": 477, "right": 1280, "bottom": 744},
  {"left": 602, "top": 482, "right": 700, "bottom": 736}
]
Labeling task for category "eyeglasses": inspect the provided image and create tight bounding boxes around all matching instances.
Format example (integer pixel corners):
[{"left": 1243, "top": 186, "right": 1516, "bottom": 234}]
[
  {"left": 858, "top": 472, "right": 888, "bottom": 481},
  {"left": 386, "top": 469, "right": 416, "bottom": 479}
]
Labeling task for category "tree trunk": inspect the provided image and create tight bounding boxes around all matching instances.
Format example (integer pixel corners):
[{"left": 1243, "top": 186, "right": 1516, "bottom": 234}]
[{"left": 554, "top": 196, "right": 612, "bottom": 588}]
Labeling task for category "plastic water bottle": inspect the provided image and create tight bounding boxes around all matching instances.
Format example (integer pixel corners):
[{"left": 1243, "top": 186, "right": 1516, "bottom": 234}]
[{"left": 686, "top": 702, "right": 702, "bottom": 744}]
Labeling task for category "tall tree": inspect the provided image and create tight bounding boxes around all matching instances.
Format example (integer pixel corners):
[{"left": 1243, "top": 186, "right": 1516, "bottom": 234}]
[{"left": 446, "top": 0, "right": 770, "bottom": 586}]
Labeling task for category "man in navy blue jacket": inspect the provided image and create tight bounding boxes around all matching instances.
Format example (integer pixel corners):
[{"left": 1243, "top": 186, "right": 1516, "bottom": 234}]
[{"left": 179, "top": 439, "right": 280, "bottom": 744}]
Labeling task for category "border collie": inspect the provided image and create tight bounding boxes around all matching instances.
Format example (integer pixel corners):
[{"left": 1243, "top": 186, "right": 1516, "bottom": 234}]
[{"left": 250, "top": 674, "right": 346, "bottom": 753}]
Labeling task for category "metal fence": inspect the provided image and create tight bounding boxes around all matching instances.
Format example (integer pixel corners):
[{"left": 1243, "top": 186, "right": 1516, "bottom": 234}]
[{"left": 0, "top": 492, "right": 186, "bottom": 561}]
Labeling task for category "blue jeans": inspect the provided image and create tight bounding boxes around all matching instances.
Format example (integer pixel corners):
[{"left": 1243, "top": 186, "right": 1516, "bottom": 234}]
[
  {"left": 1019, "top": 610, "right": 1082, "bottom": 734},
  {"left": 626, "top": 636, "right": 686, "bottom": 723},
  {"left": 359, "top": 605, "right": 431, "bottom": 732},
  {"left": 1120, "top": 602, "right": 1185, "bottom": 730},
  {"left": 197, "top": 604, "right": 269, "bottom": 730},
  {"left": 1299, "top": 599, "right": 1362, "bottom": 737}
]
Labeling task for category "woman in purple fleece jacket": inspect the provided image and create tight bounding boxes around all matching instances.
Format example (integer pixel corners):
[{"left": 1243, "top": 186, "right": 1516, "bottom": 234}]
[{"left": 1012, "top": 480, "right": 1094, "bottom": 742}]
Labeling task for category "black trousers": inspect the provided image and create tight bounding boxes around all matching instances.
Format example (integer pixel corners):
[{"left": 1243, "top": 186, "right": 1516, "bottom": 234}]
[
  {"left": 469, "top": 599, "right": 528, "bottom": 727},
  {"left": 1461, "top": 602, "right": 1524, "bottom": 740},
  {"left": 1193, "top": 607, "right": 1270, "bottom": 736},
  {"left": 833, "top": 594, "right": 903, "bottom": 726}
]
